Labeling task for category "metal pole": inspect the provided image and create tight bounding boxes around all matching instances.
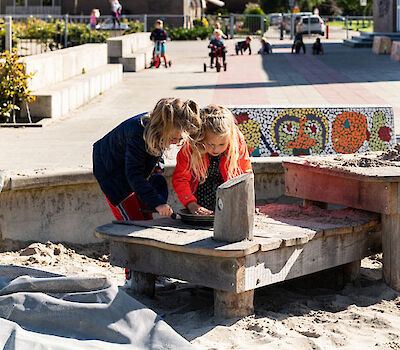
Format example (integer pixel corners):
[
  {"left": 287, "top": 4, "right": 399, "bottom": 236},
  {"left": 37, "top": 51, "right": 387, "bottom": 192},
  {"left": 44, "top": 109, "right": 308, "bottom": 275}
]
[
  {"left": 308, "top": 15, "right": 310, "bottom": 35},
  {"left": 5, "top": 16, "right": 12, "bottom": 52},
  {"left": 64, "top": 14, "right": 69, "bottom": 48},
  {"left": 290, "top": 13, "right": 294, "bottom": 40},
  {"left": 260, "top": 15, "right": 265, "bottom": 36},
  {"left": 230, "top": 14, "right": 234, "bottom": 39},
  {"left": 345, "top": 16, "right": 348, "bottom": 39},
  {"left": 143, "top": 14, "right": 147, "bottom": 32}
]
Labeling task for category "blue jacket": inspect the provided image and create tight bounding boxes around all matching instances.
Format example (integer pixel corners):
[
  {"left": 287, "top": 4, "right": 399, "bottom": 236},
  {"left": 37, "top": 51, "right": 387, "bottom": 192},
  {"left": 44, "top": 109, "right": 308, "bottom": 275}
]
[{"left": 92, "top": 113, "right": 166, "bottom": 208}]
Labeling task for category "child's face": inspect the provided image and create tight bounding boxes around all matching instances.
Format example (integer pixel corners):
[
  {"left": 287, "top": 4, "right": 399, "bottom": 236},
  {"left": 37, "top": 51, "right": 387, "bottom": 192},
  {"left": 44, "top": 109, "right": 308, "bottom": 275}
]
[
  {"left": 204, "top": 133, "right": 229, "bottom": 157},
  {"left": 156, "top": 22, "right": 162, "bottom": 29},
  {"left": 168, "top": 130, "right": 186, "bottom": 146}
]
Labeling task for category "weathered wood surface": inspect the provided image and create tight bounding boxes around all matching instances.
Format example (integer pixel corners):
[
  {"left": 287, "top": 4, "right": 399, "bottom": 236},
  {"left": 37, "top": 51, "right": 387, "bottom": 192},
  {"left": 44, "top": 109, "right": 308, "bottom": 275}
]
[
  {"left": 382, "top": 213, "right": 400, "bottom": 291},
  {"left": 95, "top": 207, "right": 379, "bottom": 258},
  {"left": 284, "top": 155, "right": 400, "bottom": 181},
  {"left": 243, "top": 226, "right": 381, "bottom": 291},
  {"left": 130, "top": 271, "right": 155, "bottom": 297},
  {"left": 108, "top": 220, "right": 381, "bottom": 293},
  {"left": 214, "top": 289, "right": 254, "bottom": 318},
  {"left": 214, "top": 173, "right": 255, "bottom": 242},
  {"left": 284, "top": 161, "right": 396, "bottom": 214},
  {"left": 110, "top": 242, "right": 242, "bottom": 292},
  {"left": 95, "top": 219, "right": 259, "bottom": 258}
]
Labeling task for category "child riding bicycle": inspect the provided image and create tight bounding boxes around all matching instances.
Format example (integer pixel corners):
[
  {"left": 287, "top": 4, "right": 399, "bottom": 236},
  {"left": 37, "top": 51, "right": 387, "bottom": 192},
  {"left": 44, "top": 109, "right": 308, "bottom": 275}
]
[
  {"left": 208, "top": 29, "right": 226, "bottom": 69},
  {"left": 150, "top": 19, "right": 170, "bottom": 68}
]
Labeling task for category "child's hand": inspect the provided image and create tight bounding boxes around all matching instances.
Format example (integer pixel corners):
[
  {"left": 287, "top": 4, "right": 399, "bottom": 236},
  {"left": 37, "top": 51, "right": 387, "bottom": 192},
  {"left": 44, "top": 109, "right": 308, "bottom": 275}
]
[
  {"left": 155, "top": 204, "right": 173, "bottom": 216},
  {"left": 187, "top": 202, "right": 213, "bottom": 216}
]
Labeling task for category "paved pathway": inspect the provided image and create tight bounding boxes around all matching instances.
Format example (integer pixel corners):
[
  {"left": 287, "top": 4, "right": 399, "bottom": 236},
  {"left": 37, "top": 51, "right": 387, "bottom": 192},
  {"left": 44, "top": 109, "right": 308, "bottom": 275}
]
[{"left": 1, "top": 27, "right": 400, "bottom": 173}]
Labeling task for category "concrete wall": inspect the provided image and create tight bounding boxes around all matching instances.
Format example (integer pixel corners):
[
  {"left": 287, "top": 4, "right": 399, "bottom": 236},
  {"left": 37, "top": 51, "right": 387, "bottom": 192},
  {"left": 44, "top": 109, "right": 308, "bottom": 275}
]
[
  {"left": 22, "top": 44, "right": 108, "bottom": 91},
  {"left": 0, "top": 158, "right": 289, "bottom": 245},
  {"left": 373, "top": 0, "right": 397, "bottom": 32}
]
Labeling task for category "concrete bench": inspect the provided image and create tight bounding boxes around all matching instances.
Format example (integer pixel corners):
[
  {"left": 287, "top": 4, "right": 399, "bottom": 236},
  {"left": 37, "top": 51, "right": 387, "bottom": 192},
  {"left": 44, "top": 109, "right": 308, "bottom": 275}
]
[
  {"left": 391, "top": 41, "right": 400, "bottom": 62},
  {"left": 107, "top": 32, "right": 153, "bottom": 72},
  {"left": 22, "top": 44, "right": 123, "bottom": 120},
  {"left": 372, "top": 36, "right": 392, "bottom": 54},
  {"left": 229, "top": 106, "right": 395, "bottom": 157}
]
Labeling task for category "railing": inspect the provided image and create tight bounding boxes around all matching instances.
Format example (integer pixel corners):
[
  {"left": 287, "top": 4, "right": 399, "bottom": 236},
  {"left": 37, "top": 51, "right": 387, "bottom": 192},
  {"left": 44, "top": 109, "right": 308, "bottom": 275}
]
[
  {"left": 0, "top": 13, "right": 270, "bottom": 57},
  {"left": 0, "top": 14, "right": 144, "bottom": 56},
  {"left": 265, "top": 13, "right": 373, "bottom": 39}
]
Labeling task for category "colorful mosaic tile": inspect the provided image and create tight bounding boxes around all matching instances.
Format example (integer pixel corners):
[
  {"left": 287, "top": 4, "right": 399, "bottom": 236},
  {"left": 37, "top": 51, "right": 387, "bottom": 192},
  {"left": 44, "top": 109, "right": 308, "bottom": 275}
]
[{"left": 230, "top": 107, "right": 395, "bottom": 156}]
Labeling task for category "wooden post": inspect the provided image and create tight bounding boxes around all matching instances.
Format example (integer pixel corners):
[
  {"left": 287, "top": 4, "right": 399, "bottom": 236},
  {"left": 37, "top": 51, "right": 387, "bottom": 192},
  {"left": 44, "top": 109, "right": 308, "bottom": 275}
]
[
  {"left": 214, "top": 289, "right": 254, "bottom": 318},
  {"left": 130, "top": 271, "right": 156, "bottom": 297},
  {"left": 343, "top": 260, "right": 361, "bottom": 283},
  {"left": 382, "top": 213, "right": 400, "bottom": 291},
  {"left": 213, "top": 173, "right": 255, "bottom": 243}
]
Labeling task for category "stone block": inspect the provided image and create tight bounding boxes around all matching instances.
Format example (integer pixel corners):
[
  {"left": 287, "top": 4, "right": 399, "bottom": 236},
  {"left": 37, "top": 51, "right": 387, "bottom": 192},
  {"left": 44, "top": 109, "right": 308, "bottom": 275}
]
[
  {"left": 372, "top": 36, "right": 391, "bottom": 54},
  {"left": 391, "top": 41, "right": 400, "bottom": 61}
]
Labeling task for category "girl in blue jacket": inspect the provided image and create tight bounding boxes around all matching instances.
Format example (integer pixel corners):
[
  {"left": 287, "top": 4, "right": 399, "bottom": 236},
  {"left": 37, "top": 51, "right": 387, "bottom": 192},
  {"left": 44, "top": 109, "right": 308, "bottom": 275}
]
[{"left": 93, "top": 98, "right": 201, "bottom": 221}]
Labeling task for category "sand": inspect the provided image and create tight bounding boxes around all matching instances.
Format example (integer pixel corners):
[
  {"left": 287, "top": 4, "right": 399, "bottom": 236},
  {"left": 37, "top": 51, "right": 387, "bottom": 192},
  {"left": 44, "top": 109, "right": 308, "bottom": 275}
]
[{"left": 1, "top": 239, "right": 399, "bottom": 349}]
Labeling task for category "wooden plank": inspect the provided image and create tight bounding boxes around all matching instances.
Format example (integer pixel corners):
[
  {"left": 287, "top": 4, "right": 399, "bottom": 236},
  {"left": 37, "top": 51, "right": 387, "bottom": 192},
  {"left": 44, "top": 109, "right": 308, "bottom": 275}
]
[
  {"left": 283, "top": 157, "right": 400, "bottom": 182},
  {"left": 214, "top": 173, "right": 255, "bottom": 242},
  {"left": 110, "top": 242, "right": 241, "bottom": 292},
  {"left": 214, "top": 289, "right": 254, "bottom": 318},
  {"left": 242, "top": 226, "right": 381, "bottom": 291},
  {"left": 382, "top": 213, "right": 400, "bottom": 291},
  {"left": 95, "top": 223, "right": 260, "bottom": 258},
  {"left": 284, "top": 165, "right": 393, "bottom": 214}
]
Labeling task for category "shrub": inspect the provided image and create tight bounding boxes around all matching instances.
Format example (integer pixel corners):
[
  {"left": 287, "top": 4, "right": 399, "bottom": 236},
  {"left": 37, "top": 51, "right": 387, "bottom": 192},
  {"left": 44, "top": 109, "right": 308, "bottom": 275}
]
[
  {"left": 0, "top": 51, "right": 35, "bottom": 122},
  {"left": 168, "top": 26, "right": 213, "bottom": 40},
  {"left": 193, "top": 17, "right": 209, "bottom": 28},
  {"left": 243, "top": 4, "right": 269, "bottom": 33}
]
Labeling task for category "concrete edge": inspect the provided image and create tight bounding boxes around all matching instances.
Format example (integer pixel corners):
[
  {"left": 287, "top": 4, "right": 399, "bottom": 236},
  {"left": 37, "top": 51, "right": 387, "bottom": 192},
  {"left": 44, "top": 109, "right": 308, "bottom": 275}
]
[{"left": 1, "top": 157, "right": 290, "bottom": 192}]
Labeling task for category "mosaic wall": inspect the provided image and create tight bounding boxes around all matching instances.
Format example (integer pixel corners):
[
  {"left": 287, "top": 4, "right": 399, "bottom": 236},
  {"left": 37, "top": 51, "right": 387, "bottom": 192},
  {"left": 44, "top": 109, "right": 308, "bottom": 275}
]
[{"left": 230, "top": 107, "right": 395, "bottom": 157}]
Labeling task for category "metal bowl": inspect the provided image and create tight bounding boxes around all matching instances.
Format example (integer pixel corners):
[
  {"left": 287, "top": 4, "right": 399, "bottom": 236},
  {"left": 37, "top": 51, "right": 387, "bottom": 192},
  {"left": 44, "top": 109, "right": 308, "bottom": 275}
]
[{"left": 178, "top": 208, "right": 214, "bottom": 227}]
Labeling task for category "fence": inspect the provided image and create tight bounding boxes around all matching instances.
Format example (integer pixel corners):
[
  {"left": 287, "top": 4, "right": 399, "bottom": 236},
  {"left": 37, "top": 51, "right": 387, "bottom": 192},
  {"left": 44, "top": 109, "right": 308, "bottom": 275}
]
[
  {"left": 0, "top": 13, "right": 269, "bottom": 56},
  {"left": 264, "top": 13, "right": 373, "bottom": 40}
]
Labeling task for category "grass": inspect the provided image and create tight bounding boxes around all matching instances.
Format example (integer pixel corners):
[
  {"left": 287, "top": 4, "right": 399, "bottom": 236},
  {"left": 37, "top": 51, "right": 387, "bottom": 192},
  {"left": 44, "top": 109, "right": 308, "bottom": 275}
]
[{"left": 327, "top": 20, "right": 373, "bottom": 32}]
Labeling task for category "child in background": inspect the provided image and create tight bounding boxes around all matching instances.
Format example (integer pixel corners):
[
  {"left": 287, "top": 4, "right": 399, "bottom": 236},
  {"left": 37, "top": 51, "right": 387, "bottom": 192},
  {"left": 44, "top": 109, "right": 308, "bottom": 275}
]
[
  {"left": 292, "top": 33, "right": 306, "bottom": 54},
  {"left": 235, "top": 36, "right": 252, "bottom": 55},
  {"left": 210, "top": 22, "right": 228, "bottom": 40},
  {"left": 93, "top": 98, "right": 201, "bottom": 221},
  {"left": 109, "top": 0, "right": 122, "bottom": 28},
  {"left": 90, "top": 9, "right": 100, "bottom": 30},
  {"left": 172, "top": 105, "right": 252, "bottom": 215},
  {"left": 150, "top": 19, "right": 170, "bottom": 68},
  {"left": 208, "top": 29, "right": 226, "bottom": 68},
  {"left": 258, "top": 38, "right": 272, "bottom": 55},
  {"left": 312, "top": 37, "right": 324, "bottom": 55}
]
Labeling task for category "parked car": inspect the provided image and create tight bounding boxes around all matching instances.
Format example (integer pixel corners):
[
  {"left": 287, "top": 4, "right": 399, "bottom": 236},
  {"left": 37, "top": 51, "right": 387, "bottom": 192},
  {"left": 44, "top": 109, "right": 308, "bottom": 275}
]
[
  {"left": 296, "top": 15, "right": 326, "bottom": 35},
  {"left": 267, "top": 13, "right": 282, "bottom": 26},
  {"left": 283, "top": 12, "right": 312, "bottom": 34}
]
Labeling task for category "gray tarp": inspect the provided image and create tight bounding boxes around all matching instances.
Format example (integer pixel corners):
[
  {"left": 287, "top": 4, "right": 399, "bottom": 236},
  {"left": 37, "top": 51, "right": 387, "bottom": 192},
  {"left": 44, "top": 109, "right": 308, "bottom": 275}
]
[{"left": 0, "top": 266, "right": 194, "bottom": 350}]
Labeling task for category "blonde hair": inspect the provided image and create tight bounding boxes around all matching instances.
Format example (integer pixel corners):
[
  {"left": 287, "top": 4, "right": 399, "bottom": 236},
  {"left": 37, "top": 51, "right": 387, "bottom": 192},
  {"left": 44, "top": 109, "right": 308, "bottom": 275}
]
[
  {"left": 189, "top": 105, "right": 241, "bottom": 182},
  {"left": 143, "top": 98, "right": 200, "bottom": 156}
]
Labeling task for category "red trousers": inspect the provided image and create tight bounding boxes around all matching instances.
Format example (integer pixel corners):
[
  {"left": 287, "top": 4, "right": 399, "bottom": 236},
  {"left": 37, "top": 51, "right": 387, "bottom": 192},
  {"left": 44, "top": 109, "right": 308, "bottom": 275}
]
[{"left": 106, "top": 193, "right": 153, "bottom": 221}]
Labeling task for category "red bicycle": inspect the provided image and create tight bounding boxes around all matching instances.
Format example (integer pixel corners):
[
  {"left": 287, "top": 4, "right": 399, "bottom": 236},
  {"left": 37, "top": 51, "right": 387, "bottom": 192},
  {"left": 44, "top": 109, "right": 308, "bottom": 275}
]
[{"left": 204, "top": 45, "right": 227, "bottom": 72}]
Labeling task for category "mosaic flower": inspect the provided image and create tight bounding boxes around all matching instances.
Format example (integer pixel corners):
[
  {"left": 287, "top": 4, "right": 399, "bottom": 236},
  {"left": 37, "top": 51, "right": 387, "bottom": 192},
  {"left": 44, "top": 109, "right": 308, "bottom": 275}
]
[{"left": 332, "top": 111, "right": 367, "bottom": 154}]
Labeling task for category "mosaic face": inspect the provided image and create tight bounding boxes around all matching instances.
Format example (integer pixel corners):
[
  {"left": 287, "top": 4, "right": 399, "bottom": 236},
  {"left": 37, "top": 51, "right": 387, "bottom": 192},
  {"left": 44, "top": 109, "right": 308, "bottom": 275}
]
[{"left": 231, "top": 107, "right": 394, "bottom": 157}]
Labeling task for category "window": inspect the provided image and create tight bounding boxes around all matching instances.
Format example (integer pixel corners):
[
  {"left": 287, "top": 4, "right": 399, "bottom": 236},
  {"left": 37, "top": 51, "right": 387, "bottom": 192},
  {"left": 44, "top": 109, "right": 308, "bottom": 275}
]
[
  {"left": 15, "top": 0, "right": 26, "bottom": 6},
  {"left": 43, "top": 0, "right": 53, "bottom": 5}
]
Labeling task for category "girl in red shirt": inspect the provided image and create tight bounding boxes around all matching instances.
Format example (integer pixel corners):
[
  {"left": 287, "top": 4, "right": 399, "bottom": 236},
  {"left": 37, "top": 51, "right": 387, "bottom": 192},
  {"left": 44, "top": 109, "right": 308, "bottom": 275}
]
[{"left": 172, "top": 105, "right": 252, "bottom": 215}]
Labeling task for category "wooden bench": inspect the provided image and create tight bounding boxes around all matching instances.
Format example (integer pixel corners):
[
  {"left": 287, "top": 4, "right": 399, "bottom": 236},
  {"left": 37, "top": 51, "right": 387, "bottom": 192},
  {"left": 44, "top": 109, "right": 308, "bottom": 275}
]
[{"left": 95, "top": 206, "right": 380, "bottom": 318}]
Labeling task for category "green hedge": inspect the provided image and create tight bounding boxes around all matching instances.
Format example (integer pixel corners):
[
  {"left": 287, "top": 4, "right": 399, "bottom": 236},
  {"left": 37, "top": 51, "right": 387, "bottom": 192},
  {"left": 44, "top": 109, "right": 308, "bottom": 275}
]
[{"left": 168, "top": 26, "right": 213, "bottom": 40}]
